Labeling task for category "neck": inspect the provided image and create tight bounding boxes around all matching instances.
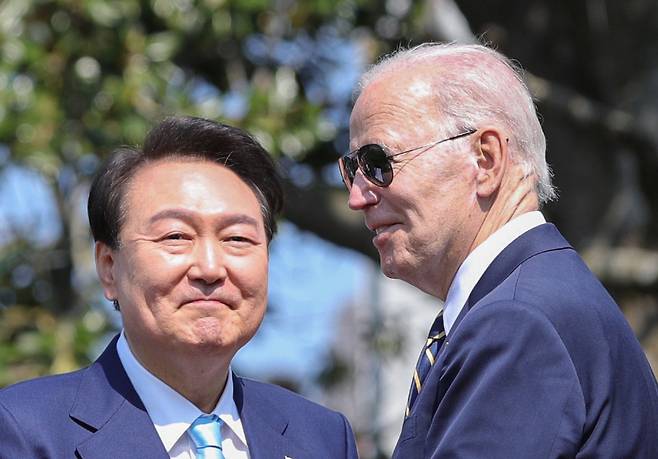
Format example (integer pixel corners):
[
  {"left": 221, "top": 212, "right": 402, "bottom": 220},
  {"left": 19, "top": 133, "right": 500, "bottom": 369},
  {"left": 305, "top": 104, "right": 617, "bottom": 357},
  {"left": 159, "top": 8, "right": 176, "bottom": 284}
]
[
  {"left": 434, "top": 170, "right": 539, "bottom": 300},
  {"left": 125, "top": 333, "right": 231, "bottom": 413},
  {"left": 469, "top": 195, "right": 538, "bottom": 253},
  {"left": 471, "top": 165, "right": 539, "bottom": 250}
]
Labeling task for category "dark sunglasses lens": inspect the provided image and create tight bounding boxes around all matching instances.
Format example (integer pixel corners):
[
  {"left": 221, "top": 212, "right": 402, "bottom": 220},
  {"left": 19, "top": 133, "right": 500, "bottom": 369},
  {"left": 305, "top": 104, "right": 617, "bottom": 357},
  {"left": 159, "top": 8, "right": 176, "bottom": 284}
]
[
  {"left": 339, "top": 155, "right": 358, "bottom": 187},
  {"left": 359, "top": 145, "right": 393, "bottom": 186}
]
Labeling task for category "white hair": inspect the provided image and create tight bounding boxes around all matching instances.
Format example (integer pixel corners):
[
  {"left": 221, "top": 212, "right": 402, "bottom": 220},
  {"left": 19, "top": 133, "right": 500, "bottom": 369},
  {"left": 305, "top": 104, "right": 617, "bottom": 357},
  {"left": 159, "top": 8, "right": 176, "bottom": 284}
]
[{"left": 357, "top": 43, "right": 557, "bottom": 204}]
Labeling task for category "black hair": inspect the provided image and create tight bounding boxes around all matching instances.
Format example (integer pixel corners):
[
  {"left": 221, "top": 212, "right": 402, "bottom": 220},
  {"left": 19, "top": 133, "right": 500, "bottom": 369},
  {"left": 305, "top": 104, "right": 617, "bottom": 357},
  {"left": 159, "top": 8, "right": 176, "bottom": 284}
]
[{"left": 88, "top": 116, "right": 284, "bottom": 249}]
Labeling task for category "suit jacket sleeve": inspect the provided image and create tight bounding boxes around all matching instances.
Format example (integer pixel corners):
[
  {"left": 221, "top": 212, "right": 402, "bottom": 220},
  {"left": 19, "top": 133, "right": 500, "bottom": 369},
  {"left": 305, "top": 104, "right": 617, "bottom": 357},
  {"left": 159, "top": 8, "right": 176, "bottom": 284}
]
[
  {"left": 0, "top": 400, "right": 33, "bottom": 458},
  {"left": 427, "top": 300, "right": 585, "bottom": 458},
  {"left": 340, "top": 412, "right": 359, "bottom": 459}
]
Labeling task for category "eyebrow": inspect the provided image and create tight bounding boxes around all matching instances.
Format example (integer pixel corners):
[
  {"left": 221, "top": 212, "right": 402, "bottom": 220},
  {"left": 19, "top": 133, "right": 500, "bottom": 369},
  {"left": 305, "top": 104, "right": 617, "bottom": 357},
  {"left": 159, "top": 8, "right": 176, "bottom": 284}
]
[{"left": 147, "top": 208, "right": 261, "bottom": 228}]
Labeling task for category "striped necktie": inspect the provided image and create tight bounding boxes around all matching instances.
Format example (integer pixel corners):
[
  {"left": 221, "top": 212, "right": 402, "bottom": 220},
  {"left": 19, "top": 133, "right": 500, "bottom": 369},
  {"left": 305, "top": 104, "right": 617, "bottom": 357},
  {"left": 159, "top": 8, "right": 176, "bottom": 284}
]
[
  {"left": 405, "top": 309, "right": 446, "bottom": 417},
  {"left": 189, "top": 414, "right": 226, "bottom": 459}
]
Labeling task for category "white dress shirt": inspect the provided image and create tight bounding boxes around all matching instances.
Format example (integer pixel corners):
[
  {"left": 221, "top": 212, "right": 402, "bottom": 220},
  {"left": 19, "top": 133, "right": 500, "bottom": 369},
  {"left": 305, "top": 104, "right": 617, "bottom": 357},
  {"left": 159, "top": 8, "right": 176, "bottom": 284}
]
[
  {"left": 443, "top": 211, "right": 546, "bottom": 335},
  {"left": 116, "top": 332, "right": 250, "bottom": 458}
]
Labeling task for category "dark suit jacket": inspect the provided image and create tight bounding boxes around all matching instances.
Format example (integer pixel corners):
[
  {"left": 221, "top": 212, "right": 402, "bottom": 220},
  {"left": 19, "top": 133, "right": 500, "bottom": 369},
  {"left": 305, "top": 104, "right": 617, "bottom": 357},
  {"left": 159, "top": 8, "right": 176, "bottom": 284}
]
[
  {"left": 393, "top": 224, "right": 658, "bottom": 458},
  {"left": 0, "top": 336, "right": 358, "bottom": 459}
]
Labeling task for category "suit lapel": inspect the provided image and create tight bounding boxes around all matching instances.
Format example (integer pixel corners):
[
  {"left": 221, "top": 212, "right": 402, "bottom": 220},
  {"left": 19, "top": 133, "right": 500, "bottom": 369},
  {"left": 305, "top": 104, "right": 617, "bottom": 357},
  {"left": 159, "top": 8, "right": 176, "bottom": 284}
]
[
  {"left": 408, "top": 225, "right": 573, "bottom": 419},
  {"left": 404, "top": 226, "right": 574, "bottom": 436},
  {"left": 465, "top": 223, "right": 572, "bottom": 310},
  {"left": 234, "top": 375, "right": 311, "bottom": 459},
  {"left": 70, "top": 336, "right": 168, "bottom": 459}
]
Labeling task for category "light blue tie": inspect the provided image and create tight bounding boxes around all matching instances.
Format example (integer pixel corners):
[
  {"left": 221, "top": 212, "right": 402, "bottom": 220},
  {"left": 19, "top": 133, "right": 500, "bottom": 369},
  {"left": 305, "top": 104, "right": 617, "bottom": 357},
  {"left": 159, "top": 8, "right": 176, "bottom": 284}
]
[{"left": 189, "top": 414, "right": 226, "bottom": 459}]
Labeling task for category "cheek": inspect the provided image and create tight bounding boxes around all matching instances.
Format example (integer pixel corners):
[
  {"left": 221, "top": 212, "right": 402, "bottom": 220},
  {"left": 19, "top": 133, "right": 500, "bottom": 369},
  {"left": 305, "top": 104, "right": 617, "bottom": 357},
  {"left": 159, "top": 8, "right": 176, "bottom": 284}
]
[
  {"left": 229, "top": 253, "right": 269, "bottom": 300},
  {"left": 230, "top": 256, "right": 268, "bottom": 338},
  {"left": 415, "top": 165, "right": 477, "bottom": 219},
  {"left": 117, "top": 251, "right": 189, "bottom": 302}
]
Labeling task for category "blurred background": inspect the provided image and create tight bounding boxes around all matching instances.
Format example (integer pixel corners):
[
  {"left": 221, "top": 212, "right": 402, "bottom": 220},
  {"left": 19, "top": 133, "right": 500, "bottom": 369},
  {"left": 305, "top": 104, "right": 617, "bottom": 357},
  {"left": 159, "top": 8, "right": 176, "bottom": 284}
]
[{"left": 1, "top": 0, "right": 658, "bottom": 457}]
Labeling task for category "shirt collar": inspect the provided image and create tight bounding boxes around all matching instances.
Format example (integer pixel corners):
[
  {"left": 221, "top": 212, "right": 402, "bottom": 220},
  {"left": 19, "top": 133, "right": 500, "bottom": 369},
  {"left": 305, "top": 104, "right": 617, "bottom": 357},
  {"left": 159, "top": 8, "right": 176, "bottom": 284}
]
[
  {"left": 116, "top": 332, "right": 247, "bottom": 452},
  {"left": 443, "top": 211, "right": 546, "bottom": 335}
]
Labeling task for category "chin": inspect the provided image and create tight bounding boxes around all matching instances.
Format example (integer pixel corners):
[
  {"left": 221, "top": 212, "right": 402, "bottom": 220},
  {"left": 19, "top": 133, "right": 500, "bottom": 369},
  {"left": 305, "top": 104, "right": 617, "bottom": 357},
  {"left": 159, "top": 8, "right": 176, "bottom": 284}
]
[
  {"left": 379, "top": 254, "right": 404, "bottom": 280},
  {"left": 184, "top": 320, "right": 227, "bottom": 344},
  {"left": 182, "top": 337, "right": 237, "bottom": 358}
]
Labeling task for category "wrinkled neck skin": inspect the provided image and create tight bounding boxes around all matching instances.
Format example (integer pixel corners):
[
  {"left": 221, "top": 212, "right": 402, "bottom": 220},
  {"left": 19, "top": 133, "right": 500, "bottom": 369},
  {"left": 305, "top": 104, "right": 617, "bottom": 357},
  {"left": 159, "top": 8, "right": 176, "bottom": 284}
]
[
  {"left": 470, "top": 169, "right": 540, "bottom": 252},
  {"left": 438, "top": 168, "right": 539, "bottom": 300}
]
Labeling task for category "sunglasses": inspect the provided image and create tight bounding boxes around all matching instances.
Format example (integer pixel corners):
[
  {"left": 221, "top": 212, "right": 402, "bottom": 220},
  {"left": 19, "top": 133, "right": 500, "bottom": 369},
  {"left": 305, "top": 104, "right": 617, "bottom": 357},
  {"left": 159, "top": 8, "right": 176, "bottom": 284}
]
[{"left": 338, "top": 129, "right": 477, "bottom": 189}]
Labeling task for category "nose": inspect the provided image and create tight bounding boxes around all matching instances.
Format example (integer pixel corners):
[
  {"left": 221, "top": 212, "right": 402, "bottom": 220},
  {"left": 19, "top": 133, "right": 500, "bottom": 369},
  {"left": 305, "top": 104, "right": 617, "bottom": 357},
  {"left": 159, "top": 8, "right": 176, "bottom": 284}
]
[
  {"left": 188, "top": 238, "right": 227, "bottom": 285},
  {"left": 348, "top": 171, "right": 379, "bottom": 210}
]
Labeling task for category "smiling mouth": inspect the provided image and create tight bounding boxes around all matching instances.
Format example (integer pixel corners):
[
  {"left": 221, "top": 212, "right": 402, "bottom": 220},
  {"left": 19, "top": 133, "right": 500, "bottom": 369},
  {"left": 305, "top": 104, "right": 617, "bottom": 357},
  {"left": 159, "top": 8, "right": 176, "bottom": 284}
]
[
  {"left": 372, "top": 223, "right": 400, "bottom": 235},
  {"left": 183, "top": 299, "right": 233, "bottom": 309}
]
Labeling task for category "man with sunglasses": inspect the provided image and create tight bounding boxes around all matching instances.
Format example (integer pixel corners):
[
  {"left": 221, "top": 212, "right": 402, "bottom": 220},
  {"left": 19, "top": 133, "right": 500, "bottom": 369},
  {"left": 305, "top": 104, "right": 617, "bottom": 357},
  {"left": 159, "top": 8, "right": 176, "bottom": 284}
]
[{"left": 340, "top": 43, "right": 658, "bottom": 458}]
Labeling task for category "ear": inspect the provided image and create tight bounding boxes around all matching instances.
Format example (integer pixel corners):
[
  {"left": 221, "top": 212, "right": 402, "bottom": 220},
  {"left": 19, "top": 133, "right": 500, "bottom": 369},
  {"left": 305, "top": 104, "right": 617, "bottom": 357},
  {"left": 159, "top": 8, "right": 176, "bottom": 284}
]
[
  {"left": 474, "top": 129, "right": 508, "bottom": 198},
  {"left": 95, "top": 241, "right": 118, "bottom": 302}
]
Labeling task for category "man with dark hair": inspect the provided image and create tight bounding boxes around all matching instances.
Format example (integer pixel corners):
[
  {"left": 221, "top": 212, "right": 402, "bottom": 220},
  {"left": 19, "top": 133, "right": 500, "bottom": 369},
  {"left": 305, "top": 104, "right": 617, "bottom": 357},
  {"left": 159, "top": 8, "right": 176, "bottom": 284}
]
[
  {"left": 0, "top": 116, "right": 358, "bottom": 458},
  {"left": 340, "top": 43, "right": 658, "bottom": 457}
]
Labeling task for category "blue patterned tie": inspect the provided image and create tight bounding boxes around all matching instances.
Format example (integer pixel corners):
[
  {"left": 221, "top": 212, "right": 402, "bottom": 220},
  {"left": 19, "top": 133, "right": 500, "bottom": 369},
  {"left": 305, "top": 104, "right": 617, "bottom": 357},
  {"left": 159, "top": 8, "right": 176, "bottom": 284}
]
[
  {"left": 405, "top": 309, "right": 446, "bottom": 417},
  {"left": 189, "top": 414, "right": 226, "bottom": 459}
]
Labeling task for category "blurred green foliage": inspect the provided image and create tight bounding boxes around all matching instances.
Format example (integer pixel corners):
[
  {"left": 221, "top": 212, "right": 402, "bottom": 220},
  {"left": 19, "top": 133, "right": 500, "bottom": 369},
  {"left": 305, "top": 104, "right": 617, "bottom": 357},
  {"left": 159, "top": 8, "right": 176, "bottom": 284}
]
[{"left": 0, "top": 304, "right": 109, "bottom": 386}]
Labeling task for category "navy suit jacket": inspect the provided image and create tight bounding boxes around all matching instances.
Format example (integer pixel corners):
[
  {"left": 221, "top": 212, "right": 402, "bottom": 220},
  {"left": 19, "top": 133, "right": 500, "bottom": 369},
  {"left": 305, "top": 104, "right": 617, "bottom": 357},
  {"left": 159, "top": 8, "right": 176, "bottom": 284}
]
[
  {"left": 0, "top": 336, "right": 358, "bottom": 458},
  {"left": 393, "top": 224, "right": 658, "bottom": 458}
]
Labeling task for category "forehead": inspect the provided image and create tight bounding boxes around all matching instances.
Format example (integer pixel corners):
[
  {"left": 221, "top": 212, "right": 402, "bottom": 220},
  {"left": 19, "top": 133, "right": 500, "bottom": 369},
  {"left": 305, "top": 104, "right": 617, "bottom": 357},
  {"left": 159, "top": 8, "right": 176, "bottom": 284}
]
[
  {"left": 350, "top": 65, "right": 438, "bottom": 149},
  {"left": 123, "top": 158, "right": 263, "bottom": 224}
]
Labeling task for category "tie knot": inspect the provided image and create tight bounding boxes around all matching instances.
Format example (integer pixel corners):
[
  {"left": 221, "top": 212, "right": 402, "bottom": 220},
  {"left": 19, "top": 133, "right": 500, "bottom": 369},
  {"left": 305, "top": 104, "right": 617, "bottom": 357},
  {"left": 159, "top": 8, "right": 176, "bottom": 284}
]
[
  {"left": 189, "top": 414, "right": 223, "bottom": 452},
  {"left": 428, "top": 309, "right": 445, "bottom": 336}
]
